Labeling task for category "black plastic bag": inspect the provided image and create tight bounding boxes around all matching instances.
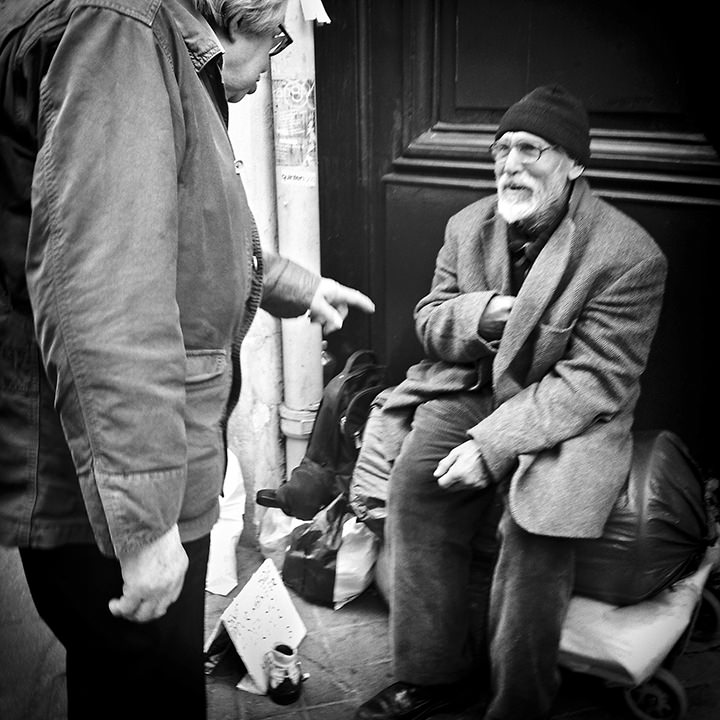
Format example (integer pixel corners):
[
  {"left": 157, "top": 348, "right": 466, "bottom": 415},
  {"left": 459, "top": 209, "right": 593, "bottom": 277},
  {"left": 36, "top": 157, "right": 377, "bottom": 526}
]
[
  {"left": 281, "top": 494, "right": 379, "bottom": 608},
  {"left": 574, "top": 429, "right": 710, "bottom": 606},
  {"left": 282, "top": 494, "right": 347, "bottom": 606}
]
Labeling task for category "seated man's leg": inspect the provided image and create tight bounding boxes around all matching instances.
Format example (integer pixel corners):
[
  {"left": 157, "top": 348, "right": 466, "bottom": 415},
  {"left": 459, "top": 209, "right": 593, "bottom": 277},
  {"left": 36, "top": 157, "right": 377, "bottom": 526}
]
[
  {"left": 389, "top": 393, "right": 499, "bottom": 686},
  {"left": 485, "top": 508, "right": 575, "bottom": 720},
  {"left": 355, "top": 393, "right": 501, "bottom": 720}
]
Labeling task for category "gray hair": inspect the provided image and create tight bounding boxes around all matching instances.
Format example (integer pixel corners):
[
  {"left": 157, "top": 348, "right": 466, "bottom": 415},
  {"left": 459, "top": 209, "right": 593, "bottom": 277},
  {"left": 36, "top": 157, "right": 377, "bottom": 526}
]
[{"left": 195, "top": 0, "right": 288, "bottom": 35}]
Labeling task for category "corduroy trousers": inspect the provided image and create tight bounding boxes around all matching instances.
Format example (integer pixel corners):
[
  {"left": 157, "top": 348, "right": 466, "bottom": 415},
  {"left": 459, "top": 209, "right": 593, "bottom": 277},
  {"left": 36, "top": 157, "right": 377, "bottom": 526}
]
[{"left": 387, "top": 393, "right": 576, "bottom": 720}]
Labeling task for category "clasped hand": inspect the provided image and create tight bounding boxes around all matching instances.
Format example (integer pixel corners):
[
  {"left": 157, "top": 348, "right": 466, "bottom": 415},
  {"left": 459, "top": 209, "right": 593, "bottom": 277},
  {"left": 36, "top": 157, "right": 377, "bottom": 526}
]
[
  {"left": 109, "top": 524, "right": 188, "bottom": 623},
  {"left": 478, "top": 294, "right": 515, "bottom": 340},
  {"left": 434, "top": 439, "right": 491, "bottom": 491}
]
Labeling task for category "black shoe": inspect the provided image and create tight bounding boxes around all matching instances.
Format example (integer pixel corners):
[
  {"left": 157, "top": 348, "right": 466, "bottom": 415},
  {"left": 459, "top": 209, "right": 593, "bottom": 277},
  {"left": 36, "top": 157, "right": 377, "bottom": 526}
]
[
  {"left": 354, "top": 682, "right": 456, "bottom": 720},
  {"left": 256, "top": 489, "right": 284, "bottom": 509}
]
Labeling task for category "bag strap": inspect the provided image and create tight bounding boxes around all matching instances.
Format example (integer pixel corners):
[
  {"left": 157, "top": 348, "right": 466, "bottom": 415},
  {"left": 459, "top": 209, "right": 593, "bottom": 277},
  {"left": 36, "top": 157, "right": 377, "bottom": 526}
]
[{"left": 342, "top": 349, "right": 377, "bottom": 373}]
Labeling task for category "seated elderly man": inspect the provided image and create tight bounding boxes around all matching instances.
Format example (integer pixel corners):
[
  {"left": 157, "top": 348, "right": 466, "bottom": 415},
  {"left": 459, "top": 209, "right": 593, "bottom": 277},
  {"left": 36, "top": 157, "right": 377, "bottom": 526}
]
[{"left": 355, "top": 85, "right": 667, "bottom": 720}]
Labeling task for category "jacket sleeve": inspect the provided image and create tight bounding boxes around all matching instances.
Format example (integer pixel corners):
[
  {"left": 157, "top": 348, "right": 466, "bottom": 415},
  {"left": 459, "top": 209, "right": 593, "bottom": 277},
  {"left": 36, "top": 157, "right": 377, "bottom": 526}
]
[
  {"left": 260, "top": 250, "right": 320, "bottom": 317},
  {"left": 414, "top": 213, "right": 499, "bottom": 363},
  {"left": 26, "top": 7, "right": 187, "bottom": 556},
  {"left": 468, "top": 254, "right": 667, "bottom": 479}
]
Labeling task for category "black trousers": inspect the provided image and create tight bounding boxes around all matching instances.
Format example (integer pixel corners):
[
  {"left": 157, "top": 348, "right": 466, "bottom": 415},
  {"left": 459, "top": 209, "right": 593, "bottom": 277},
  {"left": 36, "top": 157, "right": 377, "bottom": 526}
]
[{"left": 20, "top": 535, "right": 210, "bottom": 720}]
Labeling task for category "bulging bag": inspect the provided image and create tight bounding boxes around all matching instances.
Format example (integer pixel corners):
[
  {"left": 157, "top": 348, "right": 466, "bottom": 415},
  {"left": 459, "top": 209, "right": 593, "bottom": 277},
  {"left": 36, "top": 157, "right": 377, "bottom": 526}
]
[
  {"left": 281, "top": 494, "right": 380, "bottom": 609},
  {"left": 257, "top": 350, "right": 387, "bottom": 520},
  {"left": 573, "top": 429, "right": 710, "bottom": 606},
  {"left": 348, "top": 388, "right": 394, "bottom": 539}
]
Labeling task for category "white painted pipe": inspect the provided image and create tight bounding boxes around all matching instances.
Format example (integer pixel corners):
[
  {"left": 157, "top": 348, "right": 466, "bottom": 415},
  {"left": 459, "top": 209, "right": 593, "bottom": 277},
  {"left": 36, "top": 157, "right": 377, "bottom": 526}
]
[
  {"left": 226, "top": 78, "right": 286, "bottom": 503},
  {"left": 271, "top": 0, "right": 324, "bottom": 480}
]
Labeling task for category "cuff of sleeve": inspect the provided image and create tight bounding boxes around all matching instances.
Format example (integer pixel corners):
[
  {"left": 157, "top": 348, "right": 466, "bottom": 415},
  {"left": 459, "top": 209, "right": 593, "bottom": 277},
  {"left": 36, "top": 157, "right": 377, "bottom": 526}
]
[
  {"left": 261, "top": 255, "right": 320, "bottom": 316},
  {"left": 93, "top": 467, "right": 186, "bottom": 557},
  {"left": 468, "top": 427, "right": 515, "bottom": 483}
]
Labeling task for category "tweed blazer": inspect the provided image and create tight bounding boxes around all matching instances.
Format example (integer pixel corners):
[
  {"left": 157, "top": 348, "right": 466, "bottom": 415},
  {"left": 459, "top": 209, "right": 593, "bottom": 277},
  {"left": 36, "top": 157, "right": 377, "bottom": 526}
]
[{"left": 382, "top": 179, "right": 667, "bottom": 538}]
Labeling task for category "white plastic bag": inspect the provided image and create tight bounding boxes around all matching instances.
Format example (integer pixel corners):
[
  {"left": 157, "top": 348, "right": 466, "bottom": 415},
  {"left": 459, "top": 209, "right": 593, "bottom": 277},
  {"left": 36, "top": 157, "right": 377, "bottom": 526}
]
[
  {"left": 258, "top": 505, "right": 306, "bottom": 571},
  {"left": 333, "top": 515, "right": 380, "bottom": 609},
  {"left": 206, "top": 449, "right": 246, "bottom": 595}
]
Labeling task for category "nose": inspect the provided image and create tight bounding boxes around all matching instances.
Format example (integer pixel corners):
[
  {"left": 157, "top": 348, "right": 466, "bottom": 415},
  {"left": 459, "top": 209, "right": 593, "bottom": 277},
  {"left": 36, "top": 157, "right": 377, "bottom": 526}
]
[{"left": 502, "top": 146, "right": 526, "bottom": 173}]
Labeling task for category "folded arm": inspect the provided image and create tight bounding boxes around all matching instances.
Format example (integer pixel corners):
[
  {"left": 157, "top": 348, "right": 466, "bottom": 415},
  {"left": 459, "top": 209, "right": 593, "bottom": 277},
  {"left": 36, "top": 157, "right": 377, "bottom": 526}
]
[
  {"left": 414, "top": 220, "right": 503, "bottom": 363},
  {"left": 437, "top": 255, "right": 667, "bottom": 488}
]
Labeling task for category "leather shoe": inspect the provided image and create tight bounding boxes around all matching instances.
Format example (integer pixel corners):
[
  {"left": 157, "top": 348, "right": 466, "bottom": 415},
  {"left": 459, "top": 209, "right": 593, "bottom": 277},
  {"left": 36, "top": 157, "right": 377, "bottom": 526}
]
[{"left": 354, "top": 682, "right": 457, "bottom": 720}]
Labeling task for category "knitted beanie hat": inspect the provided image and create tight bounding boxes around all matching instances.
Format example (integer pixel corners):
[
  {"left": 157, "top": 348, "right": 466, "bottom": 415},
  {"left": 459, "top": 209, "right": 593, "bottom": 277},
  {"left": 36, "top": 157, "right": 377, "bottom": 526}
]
[{"left": 495, "top": 85, "right": 591, "bottom": 166}]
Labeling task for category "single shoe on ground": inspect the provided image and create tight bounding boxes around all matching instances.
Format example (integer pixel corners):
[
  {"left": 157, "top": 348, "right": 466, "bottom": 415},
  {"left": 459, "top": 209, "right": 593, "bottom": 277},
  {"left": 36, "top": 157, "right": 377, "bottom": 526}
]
[
  {"left": 354, "top": 681, "right": 474, "bottom": 720},
  {"left": 265, "top": 644, "right": 303, "bottom": 705}
]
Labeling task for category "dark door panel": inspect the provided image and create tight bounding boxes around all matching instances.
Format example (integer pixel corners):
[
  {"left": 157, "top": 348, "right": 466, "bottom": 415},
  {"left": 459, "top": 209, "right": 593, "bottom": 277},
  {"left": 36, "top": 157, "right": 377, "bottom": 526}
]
[{"left": 315, "top": 0, "right": 719, "bottom": 470}]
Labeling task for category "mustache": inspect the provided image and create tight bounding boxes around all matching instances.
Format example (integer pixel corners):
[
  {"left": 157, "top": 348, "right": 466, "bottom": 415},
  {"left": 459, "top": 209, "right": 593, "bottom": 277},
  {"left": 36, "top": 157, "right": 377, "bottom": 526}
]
[{"left": 499, "top": 178, "right": 534, "bottom": 192}]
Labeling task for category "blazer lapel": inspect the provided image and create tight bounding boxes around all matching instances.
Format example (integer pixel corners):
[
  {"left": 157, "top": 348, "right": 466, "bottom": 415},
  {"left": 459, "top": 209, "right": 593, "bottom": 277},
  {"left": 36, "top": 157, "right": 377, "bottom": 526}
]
[
  {"left": 477, "top": 209, "right": 512, "bottom": 292},
  {"left": 493, "top": 215, "right": 574, "bottom": 386}
]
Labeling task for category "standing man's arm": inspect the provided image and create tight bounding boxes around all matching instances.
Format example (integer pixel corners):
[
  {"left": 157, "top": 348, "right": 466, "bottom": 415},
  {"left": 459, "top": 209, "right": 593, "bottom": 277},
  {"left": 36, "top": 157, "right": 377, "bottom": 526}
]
[
  {"left": 27, "top": 7, "right": 189, "bottom": 621},
  {"left": 261, "top": 250, "right": 375, "bottom": 332}
]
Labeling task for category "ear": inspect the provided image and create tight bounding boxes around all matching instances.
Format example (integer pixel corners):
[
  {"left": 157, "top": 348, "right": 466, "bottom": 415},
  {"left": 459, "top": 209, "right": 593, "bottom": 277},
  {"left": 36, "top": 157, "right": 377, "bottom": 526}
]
[{"left": 568, "top": 162, "right": 585, "bottom": 181}]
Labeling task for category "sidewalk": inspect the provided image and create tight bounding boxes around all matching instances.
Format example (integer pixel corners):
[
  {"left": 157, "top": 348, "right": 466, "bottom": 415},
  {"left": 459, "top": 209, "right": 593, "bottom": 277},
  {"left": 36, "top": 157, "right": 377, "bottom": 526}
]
[{"left": 2, "top": 539, "right": 719, "bottom": 720}]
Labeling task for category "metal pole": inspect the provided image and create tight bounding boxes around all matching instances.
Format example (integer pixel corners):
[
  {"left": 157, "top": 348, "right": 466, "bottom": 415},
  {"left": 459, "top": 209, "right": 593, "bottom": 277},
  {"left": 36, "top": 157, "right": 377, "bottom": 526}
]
[{"left": 271, "top": 0, "right": 324, "bottom": 479}]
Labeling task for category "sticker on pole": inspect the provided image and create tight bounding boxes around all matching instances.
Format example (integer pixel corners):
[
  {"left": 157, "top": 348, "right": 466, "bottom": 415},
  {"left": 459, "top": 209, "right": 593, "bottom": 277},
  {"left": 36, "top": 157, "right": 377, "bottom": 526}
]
[{"left": 273, "top": 78, "right": 318, "bottom": 187}]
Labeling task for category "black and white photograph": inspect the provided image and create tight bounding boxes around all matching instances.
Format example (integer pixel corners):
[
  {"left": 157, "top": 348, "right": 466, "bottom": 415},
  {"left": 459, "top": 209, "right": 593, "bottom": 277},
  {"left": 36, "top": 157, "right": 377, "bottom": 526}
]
[{"left": 1, "top": 1, "right": 718, "bottom": 719}]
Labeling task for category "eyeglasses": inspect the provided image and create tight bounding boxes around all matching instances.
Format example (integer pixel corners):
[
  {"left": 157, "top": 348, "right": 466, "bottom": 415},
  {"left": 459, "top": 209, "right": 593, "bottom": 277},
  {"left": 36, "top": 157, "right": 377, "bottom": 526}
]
[
  {"left": 269, "top": 24, "right": 293, "bottom": 57},
  {"left": 489, "top": 141, "right": 557, "bottom": 164}
]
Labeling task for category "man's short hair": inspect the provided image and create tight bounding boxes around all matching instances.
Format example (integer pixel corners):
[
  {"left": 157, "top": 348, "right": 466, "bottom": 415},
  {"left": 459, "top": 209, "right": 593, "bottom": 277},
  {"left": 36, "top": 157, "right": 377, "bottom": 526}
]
[{"left": 195, "top": 0, "right": 288, "bottom": 36}]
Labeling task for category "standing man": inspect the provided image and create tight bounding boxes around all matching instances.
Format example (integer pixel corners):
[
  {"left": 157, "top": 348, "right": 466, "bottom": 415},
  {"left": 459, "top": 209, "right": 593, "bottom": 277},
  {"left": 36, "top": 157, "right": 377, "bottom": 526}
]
[
  {"left": 0, "top": 1, "right": 373, "bottom": 719},
  {"left": 355, "top": 85, "right": 666, "bottom": 720}
]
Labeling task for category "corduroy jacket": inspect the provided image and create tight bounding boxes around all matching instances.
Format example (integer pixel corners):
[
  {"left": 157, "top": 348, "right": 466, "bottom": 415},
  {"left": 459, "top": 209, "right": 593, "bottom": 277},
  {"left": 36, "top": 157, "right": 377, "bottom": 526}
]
[
  {"left": 0, "top": 0, "right": 318, "bottom": 556},
  {"left": 382, "top": 179, "right": 667, "bottom": 538}
]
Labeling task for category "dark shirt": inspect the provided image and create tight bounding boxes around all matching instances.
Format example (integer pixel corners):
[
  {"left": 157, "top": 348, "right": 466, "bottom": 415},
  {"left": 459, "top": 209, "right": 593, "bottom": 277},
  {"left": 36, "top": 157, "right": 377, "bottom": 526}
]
[{"left": 507, "top": 199, "right": 569, "bottom": 293}]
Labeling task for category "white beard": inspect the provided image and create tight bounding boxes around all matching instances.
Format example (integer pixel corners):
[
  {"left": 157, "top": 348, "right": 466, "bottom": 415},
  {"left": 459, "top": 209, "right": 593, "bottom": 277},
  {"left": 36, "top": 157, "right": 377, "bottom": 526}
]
[
  {"left": 497, "top": 172, "right": 573, "bottom": 228},
  {"left": 497, "top": 190, "right": 540, "bottom": 224}
]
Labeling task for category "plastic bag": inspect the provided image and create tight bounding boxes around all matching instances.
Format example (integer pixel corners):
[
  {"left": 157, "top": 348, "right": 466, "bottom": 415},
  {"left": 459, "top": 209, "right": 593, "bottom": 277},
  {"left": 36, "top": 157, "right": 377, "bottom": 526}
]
[
  {"left": 206, "top": 449, "right": 246, "bottom": 595},
  {"left": 573, "top": 430, "right": 710, "bottom": 605},
  {"left": 335, "top": 514, "right": 381, "bottom": 609},
  {"left": 282, "top": 494, "right": 380, "bottom": 609},
  {"left": 258, "top": 506, "right": 307, "bottom": 571}
]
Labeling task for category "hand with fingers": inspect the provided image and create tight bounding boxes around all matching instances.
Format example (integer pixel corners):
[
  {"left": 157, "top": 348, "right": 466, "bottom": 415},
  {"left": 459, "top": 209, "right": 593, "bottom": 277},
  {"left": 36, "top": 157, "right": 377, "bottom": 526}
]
[
  {"left": 478, "top": 294, "right": 516, "bottom": 340},
  {"left": 309, "top": 278, "right": 375, "bottom": 334},
  {"left": 434, "top": 439, "right": 492, "bottom": 492},
  {"left": 109, "top": 524, "right": 188, "bottom": 623}
]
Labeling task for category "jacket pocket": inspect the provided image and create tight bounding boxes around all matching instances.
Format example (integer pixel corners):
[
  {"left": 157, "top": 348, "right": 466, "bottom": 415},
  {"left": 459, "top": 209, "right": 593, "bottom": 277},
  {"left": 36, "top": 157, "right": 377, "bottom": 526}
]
[
  {"left": 526, "top": 321, "right": 575, "bottom": 384},
  {"left": 181, "top": 349, "right": 231, "bottom": 524},
  {"left": 186, "top": 349, "right": 228, "bottom": 384}
]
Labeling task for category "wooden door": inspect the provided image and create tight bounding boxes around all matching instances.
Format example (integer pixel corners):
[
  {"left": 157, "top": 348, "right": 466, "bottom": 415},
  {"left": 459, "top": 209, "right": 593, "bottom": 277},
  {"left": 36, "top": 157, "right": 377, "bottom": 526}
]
[{"left": 315, "top": 0, "right": 720, "bottom": 470}]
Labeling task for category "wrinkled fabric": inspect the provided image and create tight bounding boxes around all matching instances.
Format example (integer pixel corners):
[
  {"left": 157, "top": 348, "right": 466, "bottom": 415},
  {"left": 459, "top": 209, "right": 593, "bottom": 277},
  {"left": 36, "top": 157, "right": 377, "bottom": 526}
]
[
  {"left": 381, "top": 179, "right": 667, "bottom": 538},
  {"left": 0, "top": 0, "right": 318, "bottom": 556},
  {"left": 388, "top": 393, "right": 502, "bottom": 685}
]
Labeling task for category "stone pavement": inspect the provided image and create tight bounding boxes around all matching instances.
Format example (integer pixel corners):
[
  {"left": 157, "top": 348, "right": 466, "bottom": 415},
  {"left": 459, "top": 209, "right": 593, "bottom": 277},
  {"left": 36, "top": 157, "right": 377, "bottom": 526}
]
[{"left": 1, "top": 539, "right": 719, "bottom": 720}]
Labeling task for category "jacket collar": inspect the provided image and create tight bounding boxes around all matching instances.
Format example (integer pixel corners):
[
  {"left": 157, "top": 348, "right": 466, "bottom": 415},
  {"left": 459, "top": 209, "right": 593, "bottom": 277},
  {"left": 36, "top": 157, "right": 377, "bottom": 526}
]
[
  {"left": 167, "top": 0, "right": 224, "bottom": 73},
  {"left": 492, "top": 178, "right": 593, "bottom": 393}
]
